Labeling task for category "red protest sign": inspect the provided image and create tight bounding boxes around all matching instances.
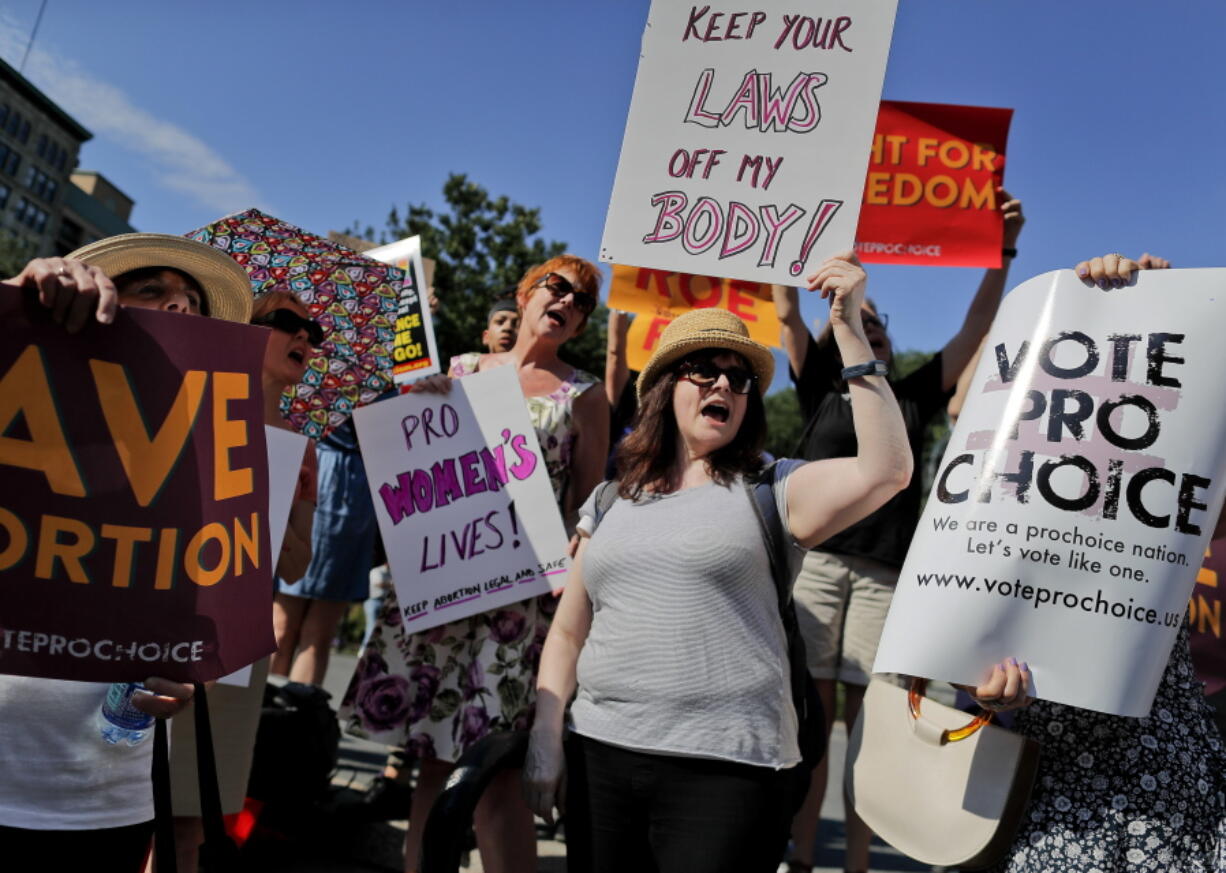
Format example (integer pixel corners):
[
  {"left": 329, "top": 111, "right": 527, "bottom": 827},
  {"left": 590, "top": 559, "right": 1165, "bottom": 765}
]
[
  {"left": 854, "top": 100, "right": 1013, "bottom": 268},
  {"left": 1191, "top": 540, "right": 1226, "bottom": 696},
  {"left": 0, "top": 289, "right": 274, "bottom": 682}
]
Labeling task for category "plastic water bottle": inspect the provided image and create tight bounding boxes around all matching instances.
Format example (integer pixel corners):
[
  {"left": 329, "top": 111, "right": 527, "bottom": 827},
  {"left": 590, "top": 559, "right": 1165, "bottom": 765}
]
[{"left": 97, "top": 682, "right": 154, "bottom": 746}]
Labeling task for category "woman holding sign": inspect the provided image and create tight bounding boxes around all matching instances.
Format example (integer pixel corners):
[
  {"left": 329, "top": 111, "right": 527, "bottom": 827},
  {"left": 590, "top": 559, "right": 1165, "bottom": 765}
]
[
  {"left": 971, "top": 253, "right": 1226, "bottom": 873},
  {"left": 524, "top": 253, "right": 912, "bottom": 873},
  {"left": 772, "top": 192, "right": 1024, "bottom": 873},
  {"left": 342, "top": 255, "right": 608, "bottom": 873},
  {"left": 0, "top": 235, "right": 250, "bottom": 869}
]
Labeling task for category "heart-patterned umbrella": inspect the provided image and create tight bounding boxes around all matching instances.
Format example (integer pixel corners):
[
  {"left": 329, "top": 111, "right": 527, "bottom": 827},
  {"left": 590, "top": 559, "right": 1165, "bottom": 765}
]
[{"left": 187, "top": 208, "right": 399, "bottom": 439}]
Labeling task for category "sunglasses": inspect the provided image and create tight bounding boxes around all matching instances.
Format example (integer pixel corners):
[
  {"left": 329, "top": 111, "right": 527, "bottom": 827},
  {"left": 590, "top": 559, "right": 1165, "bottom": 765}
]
[
  {"left": 536, "top": 272, "right": 597, "bottom": 316},
  {"left": 676, "top": 358, "right": 757, "bottom": 395},
  {"left": 253, "top": 308, "right": 324, "bottom": 346},
  {"left": 863, "top": 312, "right": 889, "bottom": 331}
]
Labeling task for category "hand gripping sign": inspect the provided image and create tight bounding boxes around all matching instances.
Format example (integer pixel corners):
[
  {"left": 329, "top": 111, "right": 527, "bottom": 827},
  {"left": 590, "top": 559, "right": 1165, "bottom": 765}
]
[
  {"left": 874, "top": 268, "right": 1226, "bottom": 716},
  {"left": 354, "top": 366, "right": 570, "bottom": 632},
  {"left": 601, "top": 0, "right": 898, "bottom": 286}
]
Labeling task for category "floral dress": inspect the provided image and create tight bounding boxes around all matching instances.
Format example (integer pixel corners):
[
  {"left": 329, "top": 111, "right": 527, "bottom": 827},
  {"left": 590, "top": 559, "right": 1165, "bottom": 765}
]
[
  {"left": 990, "top": 623, "right": 1226, "bottom": 872},
  {"left": 339, "top": 353, "right": 598, "bottom": 762}
]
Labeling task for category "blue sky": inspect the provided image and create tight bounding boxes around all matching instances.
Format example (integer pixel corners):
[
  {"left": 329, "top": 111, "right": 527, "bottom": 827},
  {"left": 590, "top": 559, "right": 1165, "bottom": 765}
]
[{"left": 3, "top": 1, "right": 1223, "bottom": 391}]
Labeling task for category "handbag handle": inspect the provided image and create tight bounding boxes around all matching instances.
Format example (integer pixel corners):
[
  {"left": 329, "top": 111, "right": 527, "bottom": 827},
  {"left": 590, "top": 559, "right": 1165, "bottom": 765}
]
[{"left": 907, "top": 677, "right": 992, "bottom": 743}]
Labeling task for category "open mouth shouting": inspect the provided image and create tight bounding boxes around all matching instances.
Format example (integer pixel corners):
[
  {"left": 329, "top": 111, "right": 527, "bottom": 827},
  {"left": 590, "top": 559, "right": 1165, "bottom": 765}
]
[
  {"left": 544, "top": 308, "right": 568, "bottom": 328},
  {"left": 701, "top": 398, "right": 730, "bottom": 424}
]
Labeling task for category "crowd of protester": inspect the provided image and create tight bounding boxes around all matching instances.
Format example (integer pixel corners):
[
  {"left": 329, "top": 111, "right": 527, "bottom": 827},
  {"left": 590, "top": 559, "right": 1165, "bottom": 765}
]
[{"left": 2, "top": 209, "right": 1225, "bottom": 873}]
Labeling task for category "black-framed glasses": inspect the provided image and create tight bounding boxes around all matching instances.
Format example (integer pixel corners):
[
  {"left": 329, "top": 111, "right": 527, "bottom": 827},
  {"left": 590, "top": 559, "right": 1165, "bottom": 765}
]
[
  {"left": 536, "top": 272, "right": 597, "bottom": 316},
  {"left": 253, "top": 309, "right": 325, "bottom": 346},
  {"left": 863, "top": 312, "right": 889, "bottom": 331},
  {"left": 676, "top": 358, "right": 757, "bottom": 395}
]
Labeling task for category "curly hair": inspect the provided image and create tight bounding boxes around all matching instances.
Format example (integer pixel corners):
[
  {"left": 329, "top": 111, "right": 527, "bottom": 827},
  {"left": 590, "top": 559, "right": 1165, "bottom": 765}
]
[{"left": 614, "top": 352, "right": 766, "bottom": 500}]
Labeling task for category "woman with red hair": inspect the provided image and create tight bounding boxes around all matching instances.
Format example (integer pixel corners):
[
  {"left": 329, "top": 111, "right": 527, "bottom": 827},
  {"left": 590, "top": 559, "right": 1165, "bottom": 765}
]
[{"left": 341, "top": 255, "right": 609, "bottom": 873}]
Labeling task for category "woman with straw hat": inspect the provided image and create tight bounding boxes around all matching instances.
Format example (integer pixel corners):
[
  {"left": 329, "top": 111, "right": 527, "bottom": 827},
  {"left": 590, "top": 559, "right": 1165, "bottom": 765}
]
[
  {"left": 523, "top": 252, "right": 911, "bottom": 873},
  {"left": 0, "top": 234, "right": 252, "bottom": 870}
]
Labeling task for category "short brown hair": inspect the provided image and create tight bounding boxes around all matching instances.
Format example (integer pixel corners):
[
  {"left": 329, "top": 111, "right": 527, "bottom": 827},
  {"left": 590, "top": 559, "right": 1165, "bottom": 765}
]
[{"left": 516, "top": 255, "right": 601, "bottom": 332}]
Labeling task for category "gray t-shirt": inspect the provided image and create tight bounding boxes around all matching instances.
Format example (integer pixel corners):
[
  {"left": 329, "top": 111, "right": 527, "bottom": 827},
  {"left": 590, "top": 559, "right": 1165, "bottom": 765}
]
[{"left": 570, "top": 461, "right": 805, "bottom": 769}]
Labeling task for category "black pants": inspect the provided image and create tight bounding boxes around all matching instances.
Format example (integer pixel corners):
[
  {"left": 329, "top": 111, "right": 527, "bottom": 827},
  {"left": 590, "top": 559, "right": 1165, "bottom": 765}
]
[
  {"left": 565, "top": 734, "right": 794, "bottom": 873},
  {"left": 0, "top": 820, "right": 153, "bottom": 872}
]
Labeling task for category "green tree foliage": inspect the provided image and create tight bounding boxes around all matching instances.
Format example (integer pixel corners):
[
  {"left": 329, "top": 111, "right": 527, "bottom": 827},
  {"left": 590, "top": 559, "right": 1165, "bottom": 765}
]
[
  {"left": 764, "top": 388, "right": 804, "bottom": 459},
  {"left": 0, "top": 232, "right": 33, "bottom": 278},
  {"left": 354, "top": 174, "right": 609, "bottom": 376}
]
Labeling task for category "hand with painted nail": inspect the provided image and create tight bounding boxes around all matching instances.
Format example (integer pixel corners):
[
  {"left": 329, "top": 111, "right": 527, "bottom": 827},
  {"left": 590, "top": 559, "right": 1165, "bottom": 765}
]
[
  {"left": 958, "top": 657, "right": 1033, "bottom": 713},
  {"left": 6, "top": 257, "right": 119, "bottom": 332},
  {"left": 1071, "top": 252, "right": 1171, "bottom": 290}
]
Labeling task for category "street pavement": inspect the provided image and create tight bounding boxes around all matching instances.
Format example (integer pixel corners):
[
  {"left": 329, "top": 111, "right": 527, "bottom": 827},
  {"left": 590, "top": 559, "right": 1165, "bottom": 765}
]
[{"left": 243, "top": 653, "right": 934, "bottom": 873}]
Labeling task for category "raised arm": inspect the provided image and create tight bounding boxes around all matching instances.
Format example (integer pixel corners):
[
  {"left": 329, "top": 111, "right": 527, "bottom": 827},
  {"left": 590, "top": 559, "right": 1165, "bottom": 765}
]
[
  {"left": 605, "top": 309, "right": 632, "bottom": 408},
  {"left": 939, "top": 190, "right": 1024, "bottom": 390},
  {"left": 524, "top": 537, "right": 594, "bottom": 824},
  {"left": 785, "top": 253, "right": 912, "bottom": 548},
  {"left": 771, "top": 283, "right": 810, "bottom": 377}
]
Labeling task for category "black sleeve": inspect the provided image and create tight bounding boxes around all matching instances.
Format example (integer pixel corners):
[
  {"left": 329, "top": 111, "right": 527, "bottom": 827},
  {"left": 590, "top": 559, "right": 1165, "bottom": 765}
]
[
  {"left": 790, "top": 333, "right": 833, "bottom": 423},
  {"left": 894, "top": 351, "right": 955, "bottom": 423}
]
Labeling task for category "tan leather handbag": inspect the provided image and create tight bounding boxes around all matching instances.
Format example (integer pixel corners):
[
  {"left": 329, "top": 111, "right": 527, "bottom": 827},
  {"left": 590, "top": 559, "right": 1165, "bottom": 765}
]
[{"left": 845, "top": 678, "right": 1040, "bottom": 870}]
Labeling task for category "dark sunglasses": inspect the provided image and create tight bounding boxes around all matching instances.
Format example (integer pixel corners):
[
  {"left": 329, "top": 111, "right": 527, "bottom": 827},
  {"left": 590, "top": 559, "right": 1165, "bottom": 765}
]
[
  {"left": 863, "top": 312, "right": 889, "bottom": 331},
  {"left": 536, "top": 272, "right": 597, "bottom": 316},
  {"left": 253, "top": 308, "right": 324, "bottom": 346},
  {"left": 676, "top": 358, "right": 757, "bottom": 395}
]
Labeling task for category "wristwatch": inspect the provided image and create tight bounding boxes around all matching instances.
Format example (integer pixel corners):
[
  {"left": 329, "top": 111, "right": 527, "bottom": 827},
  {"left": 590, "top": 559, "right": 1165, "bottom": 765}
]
[{"left": 841, "top": 360, "right": 889, "bottom": 380}]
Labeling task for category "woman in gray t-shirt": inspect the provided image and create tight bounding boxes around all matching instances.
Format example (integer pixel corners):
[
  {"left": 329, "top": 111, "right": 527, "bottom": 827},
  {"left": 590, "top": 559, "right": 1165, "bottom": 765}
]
[{"left": 524, "top": 253, "right": 912, "bottom": 873}]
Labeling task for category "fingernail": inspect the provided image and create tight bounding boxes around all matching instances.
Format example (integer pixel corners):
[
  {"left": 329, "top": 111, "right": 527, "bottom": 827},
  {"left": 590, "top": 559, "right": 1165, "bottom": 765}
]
[
  {"left": 1076, "top": 267, "right": 1088, "bottom": 278},
  {"left": 1112, "top": 278, "right": 1124, "bottom": 288},
  {"left": 1097, "top": 279, "right": 1109, "bottom": 289},
  {"left": 1021, "top": 662, "right": 1030, "bottom": 672},
  {"left": 1008, "top": 657, "right": 1018, "bottom": 667}
]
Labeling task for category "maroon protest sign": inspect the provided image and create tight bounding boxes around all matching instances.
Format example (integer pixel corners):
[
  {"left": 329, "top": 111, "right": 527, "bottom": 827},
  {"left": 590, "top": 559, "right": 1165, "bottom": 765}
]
[{"left": 0, "top": 288, "right": 273, "bottom": 682}]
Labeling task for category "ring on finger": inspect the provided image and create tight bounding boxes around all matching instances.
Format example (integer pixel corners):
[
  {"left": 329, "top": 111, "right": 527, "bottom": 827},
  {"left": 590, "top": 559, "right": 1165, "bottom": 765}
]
[{"left": 57, "top": 266, "right": 68, "bottom": 277}]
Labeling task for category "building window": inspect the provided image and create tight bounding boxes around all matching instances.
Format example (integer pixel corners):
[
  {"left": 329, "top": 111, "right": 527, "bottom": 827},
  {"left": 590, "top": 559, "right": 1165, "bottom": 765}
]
[
  {"left": 0, "top": 105, "right": 8, "bottom": 128},
  {"left": 0, "top": 142, "right": 18, "bottom": 177},
  {"left": 14, "top": 197, "right": 48, "bottom": 233},
  {"left": 36, "top": 134, "right": 47, "bottom": 158},
  {"left": 18, "top": 119, "right": 30, "bottom": 144},
  {"left": 0, "top": 182, "right": 10, "bottom": 209},
  {"left": 24, "top": 166, "right": 57, "bottom": 201},
  {"left": 5, "top": 111, "right": 19, "bottom": 137}
]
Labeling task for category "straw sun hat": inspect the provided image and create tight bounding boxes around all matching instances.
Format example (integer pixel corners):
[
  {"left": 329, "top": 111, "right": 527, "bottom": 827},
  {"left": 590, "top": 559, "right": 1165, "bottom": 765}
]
[
  {"left": 636, "top": 308, "right": 774, "bottom": 401},
  {"left": 69, "top": 233, "right": 253, "bottom": 324}
]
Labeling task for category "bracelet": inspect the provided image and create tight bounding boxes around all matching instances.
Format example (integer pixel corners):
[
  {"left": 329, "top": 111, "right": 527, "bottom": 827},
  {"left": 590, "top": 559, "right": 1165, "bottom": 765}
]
[
  {"left": 841, "top": 360, "right": 888, "bottom": 380},
  {"left": 1002, "top": 247, "right": 1018, "bottom": 258}
]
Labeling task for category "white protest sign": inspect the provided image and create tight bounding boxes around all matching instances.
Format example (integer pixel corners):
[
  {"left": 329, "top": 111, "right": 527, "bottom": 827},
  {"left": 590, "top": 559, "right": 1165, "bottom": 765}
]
[
  {"left": 875, "top": 269, "right": 1226, "bottom": 716},
  {"left": 365, "top": 236, "right": 442, "bottom": 385},
  {"left": 219, "top": 425, "right": 307, "bottom": 688},
  {"left": 353, "top": 366, "right": 569, "bottom": 632},
  {"left": 601, "top": 1, "right": 897, "bottom": 285}
]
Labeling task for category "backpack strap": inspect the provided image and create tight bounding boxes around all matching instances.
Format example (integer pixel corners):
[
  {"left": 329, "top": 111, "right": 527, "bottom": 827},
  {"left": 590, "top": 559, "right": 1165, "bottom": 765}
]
[{"left": 743, "top": 462, "right": 826, "bottom": 773}]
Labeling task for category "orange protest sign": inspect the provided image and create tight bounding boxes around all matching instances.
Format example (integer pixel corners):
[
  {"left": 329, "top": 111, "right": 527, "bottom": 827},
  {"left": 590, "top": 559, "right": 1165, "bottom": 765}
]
[
  {"left": 609, "top": 265, "right": 780, "bottom": 373},
  {"left": 854, "top": 101, "right": 1013, "bottom": 268}
]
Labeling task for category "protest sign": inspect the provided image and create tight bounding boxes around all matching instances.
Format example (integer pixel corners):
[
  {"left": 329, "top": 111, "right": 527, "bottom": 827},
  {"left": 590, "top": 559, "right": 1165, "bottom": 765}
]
[
  {"left": 353, "top": 366, "right": 569, "bottom": 632},
  {"left": 0, "top": 291, "right": 273, "bottom": 683},
  {"left": 1190, "top": 540, "right": 1226, "bottom": 696},
  {"left": 365, "top": 236, "right": 442, "bottom": 384},
  {"left": 874, "top": 269, "right": 1226, "bottom": 716},
  {"left": 854, "top": 100, "right": 1012, "bottom": 268},
  {"left": 608, "top": 265, "right": 781, "bottom": 367},
  {"left": 220, "top": 425, "right": 306, "bottom": 688},
  {"left": 601, "top": 1, "right": 897, "bottom": 286}
]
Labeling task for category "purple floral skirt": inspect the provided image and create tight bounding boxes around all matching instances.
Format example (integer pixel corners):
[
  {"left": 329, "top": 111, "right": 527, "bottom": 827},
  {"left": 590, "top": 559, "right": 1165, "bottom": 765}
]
[{"left": 338, "top": 586, "right": 556, "bottom": 763}]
